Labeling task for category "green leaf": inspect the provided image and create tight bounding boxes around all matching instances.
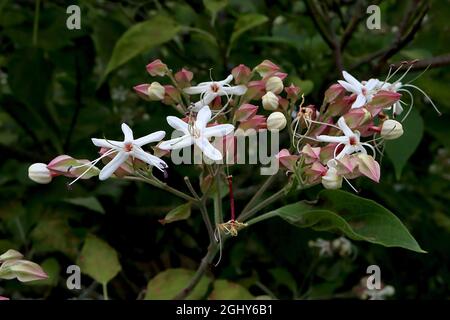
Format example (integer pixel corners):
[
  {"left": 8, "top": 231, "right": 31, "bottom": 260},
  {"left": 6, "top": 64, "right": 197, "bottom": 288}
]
[
  {"left": 228, "top": 14, "right": 269, "bottom": 55},
  {"left": 203, "top": 0, "right": 228, "bottom": 25},
  {"left": 159, "top": 202, "right": 191, "bottom": 225},
  {"left": 290, "top": 77, "right": 314, "bottom": 96},
  {"left": 247, "top": 189, "right": 425, "bottom": 253},
  {"left": 77, "top": 235, "right": 122, "bottom": 285},
  {"left": 102, "top": 16, "right": 181, "bottom": 81},
  {"left": 64, "top": 197, "right": 105, "bottom": 214},
  {"left": 144, "top": 268, "right": 211, "bottom": 300},
  {"left": 385, "top": 108, "right": 424, "bottom": 179},
  {"left": 31, "top": 217, "right": 81, "bottom": 259},
  {"left": 208, "top": 279, "right": 254, "bottom": 300}
]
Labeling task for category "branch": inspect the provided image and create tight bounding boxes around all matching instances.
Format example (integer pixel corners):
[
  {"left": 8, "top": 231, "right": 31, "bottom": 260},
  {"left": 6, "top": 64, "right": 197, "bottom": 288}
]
[
  {"left": 391, "top": 54, "right": 450, "bottom": 71},
  {"left": 173, "top": 243, "right": 219, "bottom": 300}
]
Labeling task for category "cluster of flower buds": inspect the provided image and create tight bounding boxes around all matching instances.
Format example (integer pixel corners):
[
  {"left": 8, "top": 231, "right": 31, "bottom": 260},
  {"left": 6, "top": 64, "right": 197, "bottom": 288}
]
[
  {"left": 0, "top": 249, "right": 48, "bottom": 299},
  {"left": 275, "top": 66, "right": 440, "bottom": 191},
  {"left": 308, "top": 236, "right": 353, "bottom": 258},
  {"left": 28, "top": 60, "right": 437, "bottom": 194}
]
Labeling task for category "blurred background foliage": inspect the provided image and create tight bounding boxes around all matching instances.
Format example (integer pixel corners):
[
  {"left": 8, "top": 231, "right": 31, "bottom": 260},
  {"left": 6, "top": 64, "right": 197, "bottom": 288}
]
[{"left": 0, "top": 0, "right": 449, "bottom": 299}]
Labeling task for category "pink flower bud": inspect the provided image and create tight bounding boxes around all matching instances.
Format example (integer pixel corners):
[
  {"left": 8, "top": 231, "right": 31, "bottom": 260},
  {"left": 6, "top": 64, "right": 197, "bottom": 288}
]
[
  {"left": 275, "top": 149, "right": 299, "bottom": 172},
  {"left": 301, "top": 144, "right": 321, "bottom": 164},
  {"left": 343, "top": 107, "right": 372, "bottom": 129},
  {"left": 0, "top": 296, "right": 9, "bottom": 300},
  {"left": 285, "top": 84, "right": 300, "bottom": 101},
  {"left": 174, "top": 68, "right": 193, "bottom": 87},
  {"left": 162, "top": 85, "right": 181, "bottom": 105},
  {"left": 326, "top": 95, "right": 353, "bottom": 117},
  {"left": 304, "top": 161, "right": 327, "bottom": 184},
  {"left": 234, "top": 103, "right": 258, "bottom": 122},
  {"left": 367, "top": 90, "right": 402, "bottom": 116},
  {"left": 324, "top": 84, "right": 345, "bottom": 104},
  {"left": 244, "top": 80, "right": 266, "bottom": 100},
  {"left": 254, "top": 60, "right": 280, "bottom": 77},
  {"left": 232, "top": 64, "right": 252, "bottom": 84},
  {"left": 239, "top": 115, "right": 267, "bottom": 131},
  {"left": 0, "top": 260, "right": 48, "bottom": 282},
  {"left": 278, "top": 97, "right": 289, "bottom": 110},
  {"left": 47, "top": 155, "right": 99, "bottom": 179},
  {"left": 146, "top": 59, "right": 168, "bottom": 77},
  {"left": 336, "top": 155, "right": 358, "bottom": 175},
  {"left": 133, "top": 84, "right": 151, "bottom": 101},
  {"left": 0, "top": 249, "right": 23, "bottom": 263},
  {"left": 357, "top": 154, "right": 380, "bottom": 182}
]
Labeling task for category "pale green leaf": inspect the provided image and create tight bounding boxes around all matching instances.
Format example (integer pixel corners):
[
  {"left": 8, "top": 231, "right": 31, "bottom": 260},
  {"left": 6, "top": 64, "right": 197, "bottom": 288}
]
[
  {"left": 77, "top": 235, "right": 122, "bottom": 285},
  {"left": 208, "top": 279, "right": 254, "bottom": 300},
  {"left": 145, "top": 268, "right": 211, "bottom": 300},
  {"left": 159, "top": 203, "right": 191, "bottom": 225}
]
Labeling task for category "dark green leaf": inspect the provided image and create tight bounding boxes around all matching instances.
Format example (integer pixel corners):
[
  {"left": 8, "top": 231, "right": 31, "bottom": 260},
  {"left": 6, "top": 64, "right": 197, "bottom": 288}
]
[
  {"left": 247, "top": 189, "right": 425, "bottom": 253},
  {"left": 159, "top": 202, "right": 191, "bottom": 225}
]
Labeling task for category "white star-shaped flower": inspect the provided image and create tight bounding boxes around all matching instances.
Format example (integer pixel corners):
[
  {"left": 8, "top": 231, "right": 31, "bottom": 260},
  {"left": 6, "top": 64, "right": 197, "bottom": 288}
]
[
  {"left": 159, "top": 106, "right": 234, "bottom": 161},
  {"left": 317, "top": 117, "right": 374, "bottom": 160},
  {"left": 184, "top": 75, "right": 247, "bottom": 111},
  {"left": 90, "top": 124, "right": 167, "bottom": 180},
  {"left": 338, "top": 71, "right": 381, "bottom": 109}
]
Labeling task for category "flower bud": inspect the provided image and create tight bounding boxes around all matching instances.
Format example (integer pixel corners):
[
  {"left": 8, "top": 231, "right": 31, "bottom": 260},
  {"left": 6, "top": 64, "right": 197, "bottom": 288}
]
[
  {"left": 275, "top": 149, "right": 299, "bottom": 171},
  {"left": 381, "top": 119, "right": 403, "bottom": 140},
  {"left": 262, "top": 92, "right": 279, "bottom": 111},
  {"left": 254, "top": 60, "right": 280, "bottom": 77},
  {"left": 301, "top": 144, "right": 321, "bottom": 164},
  {"left": 267, "top": 112, "right": 287, "bottom": 131},
  {"left": 146, "top": 59, "right": 168, "bottom": 77},
  {"left": 234, "top": 103, "right": 258, "bottom": 122},
  {"left": 147, "top": 82, "right": 165, "bottom": 101},
  {"left": 174, "top": 68, "right": 193, "bottom": 87},
  {"left": 231, "top": 64, "right": 252, "bottom": 84},
  {"left": 324, "top": 83, "right": 345, "bottom": 104},
  {"left": 28, "top": 163, "right": 52, "bottom": 184},
  {"left": 239, "top": 115, "right": 267, "bottom": 131},
  {"left": 0, "top": 249, "right": 23, "bottom": 263},
  {"left": 343, "top": 107, "right": 372, "bottom": 129},
  {"left": 321, "top": 167, "right": 342, "bottom": 190},
  {"left": 357, "top": 154, "right": 380, "bottom": 182},
  {"left": 285, "top": 84, "right": 300, "bottom": 101},
  {"left": 162, "top": 85, "right": 181, "bottom": 105},
  {"left": 133, "top": 84, "right": 150, "bottom": 101},
  {"left": 367, "top": 90, "right": 402, "bottom": 116},
  {"left": 265, "top": 76, "right": 284, "bottom": 94},
  {"left": 47, "top": 155, "right": 99, "bottom": 179},
  {"left": 0, "top": 260, "right": 48, "bottom": 282},
  {"left": 244, "top": 80, "right": 266, "bottom": 100}
]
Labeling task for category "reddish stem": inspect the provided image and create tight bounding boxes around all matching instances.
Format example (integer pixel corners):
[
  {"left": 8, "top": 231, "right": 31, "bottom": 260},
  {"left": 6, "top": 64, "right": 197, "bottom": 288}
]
[{"left": 227, "top": 175, "right": 235, "bottom": 221}]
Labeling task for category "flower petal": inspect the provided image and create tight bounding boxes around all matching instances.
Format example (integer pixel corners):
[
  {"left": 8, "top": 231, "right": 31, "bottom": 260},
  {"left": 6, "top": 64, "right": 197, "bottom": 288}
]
[
  {"left": 99, "top": 151, "right": 128, "bottom": 180},
  {"left": 351, "top": 93, "right": 366, "bottom": 109},
  {"left": 342, "top": 71, "right": 362, "bottom": 89},
  {"left": 224, "top": 85, "right": 247, "bottom": 96},
  {"left": 121, "top": 123, "right": 134, "bottom": 142},
  {"left": 203, "top": 124, "right": 234, "bottom": 138},
  {"left": 218, "top": 74, "right": 233, "bottom": 85},
  {"left": 132, "top": 147, "right": 168, "bottom": 171},
  {"left": 196, "top": 105, "right": 212, "bottom": 129},
  {"left": 195, "top": 137, "right": 223, "bottom": 161},
  {"left": 199, "top": 91, "right": 217, "bottom": 105},
  {"left": 183, "top": 84, "right": 209, "bottom": 95},
  {"left": 91, "top": 138, "right": 123, "bottom": 149},
  {"left": 336, "top": 144, "right": 355, "bottom": 160},
  {"left": 167, "top": 116, "right": 189, "bottom": 134},
  {"left": 317, "top": 135, "right": 348, "bottom": 144},
  {"left": 366, "top": 78, "right": 380, "bottom": 91},
  {"left": 134, "top": 131, "right": 166, "bottom": 147},
  {"left": 159, "top": 135, "right": 194, "bottom": 150},
  {"left": 337, "top": 117, "right": 354, "bottom": 137},
  {"left": 337, "top": 80, "right": 357, "bottom": 93}
]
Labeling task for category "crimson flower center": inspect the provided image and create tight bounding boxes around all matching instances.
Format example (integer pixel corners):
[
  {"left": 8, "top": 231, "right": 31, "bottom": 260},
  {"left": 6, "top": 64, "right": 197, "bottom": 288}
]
[
  {"left": 124, "top": 143, "right": 133, "bottom": 152},
  {"left": 349, "top": 136, "right": 358, "bottom": 145},
  {"left": 210, "top": 83, "right": 220, "bottom": 92}
]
